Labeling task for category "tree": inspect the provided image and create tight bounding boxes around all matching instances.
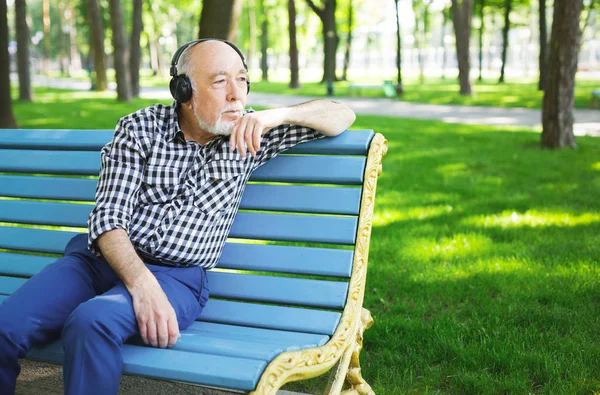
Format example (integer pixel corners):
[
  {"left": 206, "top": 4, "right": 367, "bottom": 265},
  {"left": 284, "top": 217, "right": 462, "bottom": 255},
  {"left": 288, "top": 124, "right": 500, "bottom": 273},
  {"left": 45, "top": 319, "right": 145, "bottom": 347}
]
[
  {"left": 341, "top": 0, "right": 353, "bottom": 81},
  {"left": 394, "top": 0, "right": 403, "bottom": 94},
  {"left": 541, "top": 0, "right": 583, "bottom": 148},
  {"left": 198, "top": 0, "right": 243, "bottom": 41},
  {"left": 15, "top": 0, "right": 33, "bottom": 101},
  {"left": 259, "top": 0, "right": 269, "bottom": 81},
  {"left": 130, "top": 0, "right": 143, "bottom": 98},
  {"left": 538, "top": 0, "right": 548, "bottom": 90},
  {"left": 42, "top": 0, "right": 50, "bottom": 72},
  {"left": 87, "top": 0, "right": 108, "bottom": 91},
  {"left": 477, "top": 0, "right": 485, "bottom": 81},
  {"left": 498, "top": 0, "right": 512, "bottom": 83},
  {"left": 109, "top": 0, "right": 132, "bottom": 101},
  {"left": 450, "top": 0, "right": 474, "bottom": 95},
  {"left": 305, "top": 0, "right": 338, "bottom": 83},
  {"left": 288, "top": 0, "right": 300, "bottom": 88},
  {"left": 0, "top": 0, "right": 18, "bottom": 128}
]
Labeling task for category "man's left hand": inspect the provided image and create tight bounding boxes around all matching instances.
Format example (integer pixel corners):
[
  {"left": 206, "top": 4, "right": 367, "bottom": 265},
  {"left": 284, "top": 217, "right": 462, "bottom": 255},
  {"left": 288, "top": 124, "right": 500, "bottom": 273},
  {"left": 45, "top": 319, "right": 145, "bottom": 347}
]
[{"left": 230, "top": 108, "right": 289, "bottom": 158}]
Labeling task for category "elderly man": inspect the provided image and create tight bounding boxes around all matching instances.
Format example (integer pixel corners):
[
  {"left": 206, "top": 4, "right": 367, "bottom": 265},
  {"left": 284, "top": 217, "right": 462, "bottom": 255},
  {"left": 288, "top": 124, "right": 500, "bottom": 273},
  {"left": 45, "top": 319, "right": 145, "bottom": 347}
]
[{"left": 0, "top": 39, "right": 355, "bottom": 394}]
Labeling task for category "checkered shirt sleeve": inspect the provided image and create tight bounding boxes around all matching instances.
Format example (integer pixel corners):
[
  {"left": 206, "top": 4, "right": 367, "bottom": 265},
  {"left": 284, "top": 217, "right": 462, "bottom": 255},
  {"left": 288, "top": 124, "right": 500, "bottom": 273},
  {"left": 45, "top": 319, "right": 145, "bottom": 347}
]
[{"left": 87, "top": 118, "right": 146, "bottom": 254}]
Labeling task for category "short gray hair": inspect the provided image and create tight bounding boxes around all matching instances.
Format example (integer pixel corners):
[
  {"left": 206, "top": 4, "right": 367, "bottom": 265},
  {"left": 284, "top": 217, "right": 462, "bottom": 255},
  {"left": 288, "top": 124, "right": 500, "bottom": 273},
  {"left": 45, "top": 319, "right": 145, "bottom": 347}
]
[{"left": 177, "top": 44, "right": 198, "bottom": 90}]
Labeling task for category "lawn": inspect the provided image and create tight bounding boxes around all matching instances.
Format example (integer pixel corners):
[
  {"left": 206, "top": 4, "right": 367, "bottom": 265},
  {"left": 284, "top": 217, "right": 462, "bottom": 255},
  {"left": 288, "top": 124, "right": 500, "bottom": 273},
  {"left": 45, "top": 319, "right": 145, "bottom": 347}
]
[
  {"left": 12, "top": 88, "right": 600, "bottom": 394},
  {"left": 249, "top": 77, "right": 600, "bottom": 110}
]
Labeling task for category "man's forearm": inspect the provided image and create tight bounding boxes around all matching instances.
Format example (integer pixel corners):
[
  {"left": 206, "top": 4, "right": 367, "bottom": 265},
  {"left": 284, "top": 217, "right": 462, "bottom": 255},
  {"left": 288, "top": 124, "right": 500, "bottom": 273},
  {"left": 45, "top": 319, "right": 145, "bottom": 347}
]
[
  {"left": 96, "top": 228, "right": 155, "bottom": 292},
  {"left": 282, "top": 99, "right": 356, "bottom": 136}
]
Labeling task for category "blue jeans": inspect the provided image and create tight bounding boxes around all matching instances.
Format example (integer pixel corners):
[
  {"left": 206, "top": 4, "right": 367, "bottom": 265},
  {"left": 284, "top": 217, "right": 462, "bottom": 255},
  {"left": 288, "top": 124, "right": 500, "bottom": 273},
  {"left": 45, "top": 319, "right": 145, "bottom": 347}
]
[{"left": 0, "top": 234, "right": 209, "bottom": 395}]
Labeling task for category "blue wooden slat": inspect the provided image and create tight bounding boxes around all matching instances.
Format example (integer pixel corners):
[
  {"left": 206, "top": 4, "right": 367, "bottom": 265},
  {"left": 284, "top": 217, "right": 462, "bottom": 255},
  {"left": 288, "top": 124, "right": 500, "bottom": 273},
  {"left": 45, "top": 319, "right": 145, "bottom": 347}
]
[
  {"left": 0, "top": 280, "right": 341, "bottom": 335},
  {"left": 231, "top": 212, "right": 357, "bottom": 245},
  {"left": 0, "top": 276, "right": 27, "bottom": 295},
  {"left": 0, "top": 202, "right": 357, "bottom": 245},
  {"left": 0, "top": 252, "right": 54, "bottom": 277},
  {"left": 219, "top": 243, "right": 353, "bottom": 277},
  {"left": 0, "top": 129, "right": 373, "bottom": 155},
  {"left": 0, "top": 226, "right": 77, "bottom": 254},
  {"left": 240, "top": 184, "right": 361, "bottom": 215},
  {"left": 0, "top": 238, "right": 353, "bottom": 279},
  {"left": 0, "top": 149, "right": 100, "bottom": 175},
  {"left": 253, "top": 155, "right": 365, "bottom": 185},
  {"left": 0, "top": 175, "right": 361, "bottom": 215},
  {"left": 207, "top": 271, "right": 348, "bottom": 309},
  {"left": 0, "top": 175, "right": 97, "bottom": 201},
  {"left": 0, "top": 129, "right": 112, "bottom": 151},
  {"left": 0, "top": 149, "right": 365, "bottom": 184},
  {"left": 0, "top": 200, "right": 92, "bottom": 228},
  {"left": 286, "top": 130, "right": 375, "bottom": 155},
  {"left": 28, "top": 341, "right": 267, "bottom": 391},
  {"left": 200, "top": 299, "right": 341, "bottom": 335}
]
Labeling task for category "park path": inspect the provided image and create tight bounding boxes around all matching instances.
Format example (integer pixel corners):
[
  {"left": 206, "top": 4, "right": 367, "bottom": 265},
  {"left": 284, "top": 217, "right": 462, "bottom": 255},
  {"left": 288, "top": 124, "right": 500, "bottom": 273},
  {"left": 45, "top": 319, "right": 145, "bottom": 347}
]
[{"left": 21, "top": 74, "right": 600, "bottom": 136}]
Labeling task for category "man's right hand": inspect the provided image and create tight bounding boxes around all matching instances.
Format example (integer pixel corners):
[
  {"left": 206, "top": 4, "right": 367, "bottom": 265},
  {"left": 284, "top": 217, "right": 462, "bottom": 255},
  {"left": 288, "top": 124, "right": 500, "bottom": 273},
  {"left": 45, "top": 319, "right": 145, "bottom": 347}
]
[{"left": 129, "top": 271, "right": 180, "bottom": 348}]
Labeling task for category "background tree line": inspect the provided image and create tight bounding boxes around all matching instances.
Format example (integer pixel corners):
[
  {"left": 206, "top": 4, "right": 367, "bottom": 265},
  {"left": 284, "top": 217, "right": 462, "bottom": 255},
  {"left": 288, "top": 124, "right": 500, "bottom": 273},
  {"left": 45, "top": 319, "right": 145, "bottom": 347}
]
[{"left": 1, "top": 0, "right": 599, "bottom": 147}]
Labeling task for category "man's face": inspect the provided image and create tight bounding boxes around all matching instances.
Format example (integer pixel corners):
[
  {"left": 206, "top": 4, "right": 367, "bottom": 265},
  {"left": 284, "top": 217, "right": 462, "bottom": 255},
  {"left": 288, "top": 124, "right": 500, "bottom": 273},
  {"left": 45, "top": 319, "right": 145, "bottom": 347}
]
[{"left": 187, "top": 42, "right": 248, "bottom": 136}]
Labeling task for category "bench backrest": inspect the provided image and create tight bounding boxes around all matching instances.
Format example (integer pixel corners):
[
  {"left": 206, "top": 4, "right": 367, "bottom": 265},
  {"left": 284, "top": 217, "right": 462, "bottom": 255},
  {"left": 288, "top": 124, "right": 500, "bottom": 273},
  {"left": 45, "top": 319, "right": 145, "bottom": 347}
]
[{"left": 0, "top": 128, "right": 379, "bottom": 339}]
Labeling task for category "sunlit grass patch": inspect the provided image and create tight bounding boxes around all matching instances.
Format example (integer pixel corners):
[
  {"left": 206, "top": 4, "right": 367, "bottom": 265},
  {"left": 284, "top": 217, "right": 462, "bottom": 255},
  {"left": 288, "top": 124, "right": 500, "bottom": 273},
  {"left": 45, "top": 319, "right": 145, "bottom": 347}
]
[{"left": 463, "top": 210, "right": 600, "bottom": 229}]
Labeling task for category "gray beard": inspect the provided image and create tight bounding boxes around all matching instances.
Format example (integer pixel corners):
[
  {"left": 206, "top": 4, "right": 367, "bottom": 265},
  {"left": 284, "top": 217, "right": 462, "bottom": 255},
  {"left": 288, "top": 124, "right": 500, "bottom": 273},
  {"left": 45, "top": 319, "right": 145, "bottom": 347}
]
[{"left": 194, "top": 110, "right": 236, "bottom": 136}]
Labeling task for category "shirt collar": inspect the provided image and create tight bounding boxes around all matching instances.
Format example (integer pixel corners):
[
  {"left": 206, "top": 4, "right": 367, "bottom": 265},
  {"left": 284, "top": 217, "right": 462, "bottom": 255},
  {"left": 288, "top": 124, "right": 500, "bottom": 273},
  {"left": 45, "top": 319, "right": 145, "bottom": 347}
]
[{"left": 166, "top": 101, "right": 185, "bottom": 143}]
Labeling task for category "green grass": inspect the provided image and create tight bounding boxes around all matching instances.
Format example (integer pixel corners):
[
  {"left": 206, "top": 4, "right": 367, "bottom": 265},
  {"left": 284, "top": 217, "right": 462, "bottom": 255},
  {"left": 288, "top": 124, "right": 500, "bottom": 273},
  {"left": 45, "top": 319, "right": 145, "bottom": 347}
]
[
  {"left": 248, "top": 77, "right": 600, "bottom": 110},
  {"left": 13, "top": 88, "right": 600, "bottom": 394}
]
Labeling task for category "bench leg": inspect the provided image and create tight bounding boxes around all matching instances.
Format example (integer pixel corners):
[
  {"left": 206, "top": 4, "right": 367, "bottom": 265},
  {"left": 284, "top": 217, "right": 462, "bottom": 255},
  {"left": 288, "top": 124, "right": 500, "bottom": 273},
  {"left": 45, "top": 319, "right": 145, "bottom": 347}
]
[{"left": 326, "top": 308, "right": 374, "bottom": 395}]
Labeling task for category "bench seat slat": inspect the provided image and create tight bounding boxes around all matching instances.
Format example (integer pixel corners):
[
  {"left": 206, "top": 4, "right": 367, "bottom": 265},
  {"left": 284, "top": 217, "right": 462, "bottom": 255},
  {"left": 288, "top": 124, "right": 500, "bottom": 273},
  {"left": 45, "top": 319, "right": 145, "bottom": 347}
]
[
  {"left": 0, "top": 150, "right": 366, "bottom": 184},
  {"left": 0, "top": 271, "right": 347, "bottom": 310},
  {"left": 0, "top": 202, "right": 358, "bottom": 245},
  {"left": 0, "top": 175, "right": 361, "bottom": 216},
  {"left": 28, "top": 341, "right": 267, "bottom": 391},
  {"left": 207, "top": 272, "right": 348, "bottom": 309},
  {"left": 0, "top": 293, "right": 341, "bottom": 335},
  {"left": 0, "top": 129, "right": 374, "bottom": 155}
]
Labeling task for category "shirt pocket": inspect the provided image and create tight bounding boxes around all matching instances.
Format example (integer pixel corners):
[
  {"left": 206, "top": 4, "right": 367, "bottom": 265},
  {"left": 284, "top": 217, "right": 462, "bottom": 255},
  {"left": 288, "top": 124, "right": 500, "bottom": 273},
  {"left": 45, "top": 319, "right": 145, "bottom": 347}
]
[
  {"left": 141, "top": 165, "right": 181, "bottom": 204},
  {"left": 195, "top": 160, "right": 245, "bottom": 215}
]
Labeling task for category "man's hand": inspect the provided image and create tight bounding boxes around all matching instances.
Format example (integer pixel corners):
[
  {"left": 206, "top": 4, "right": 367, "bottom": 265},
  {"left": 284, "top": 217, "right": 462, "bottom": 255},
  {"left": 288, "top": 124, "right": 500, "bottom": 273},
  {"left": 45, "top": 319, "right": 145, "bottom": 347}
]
[
  {"left": 230, "top": 108, "right": 289, "bottom": 158},
  {"left": 129, "top": 271, "right": 180, "bottom": 348},
  {"left": 96, "top": 229, "right": 180, "bottom": 349}
]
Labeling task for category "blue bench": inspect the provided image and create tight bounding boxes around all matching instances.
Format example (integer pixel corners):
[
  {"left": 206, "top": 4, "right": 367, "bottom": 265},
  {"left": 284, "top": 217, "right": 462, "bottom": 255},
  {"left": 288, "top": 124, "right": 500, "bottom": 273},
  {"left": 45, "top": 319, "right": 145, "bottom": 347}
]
[{"left": 0, "top": 128, "right": 388, "bottom": 394}]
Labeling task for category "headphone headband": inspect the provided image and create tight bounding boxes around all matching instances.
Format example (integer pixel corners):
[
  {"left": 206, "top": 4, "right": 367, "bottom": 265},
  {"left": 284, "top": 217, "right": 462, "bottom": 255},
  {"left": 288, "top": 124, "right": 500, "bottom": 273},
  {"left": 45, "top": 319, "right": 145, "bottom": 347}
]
[{"left": 170, "top": 38, "right": 248, "bottom": 77}]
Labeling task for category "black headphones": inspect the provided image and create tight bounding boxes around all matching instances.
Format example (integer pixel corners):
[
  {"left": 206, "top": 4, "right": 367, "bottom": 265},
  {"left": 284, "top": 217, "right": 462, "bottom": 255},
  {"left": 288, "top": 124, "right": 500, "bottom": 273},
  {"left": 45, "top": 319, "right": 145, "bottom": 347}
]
[{"left": 169, "top": 38, "right": 250, "bottom": 103}]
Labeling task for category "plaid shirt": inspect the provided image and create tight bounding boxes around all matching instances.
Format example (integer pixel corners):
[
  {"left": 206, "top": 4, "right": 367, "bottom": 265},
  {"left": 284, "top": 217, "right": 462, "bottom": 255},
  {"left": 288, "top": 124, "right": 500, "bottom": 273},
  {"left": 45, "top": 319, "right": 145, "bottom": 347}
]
[{"left": 88, "top": 102, "right": 322, "bottom": 269}]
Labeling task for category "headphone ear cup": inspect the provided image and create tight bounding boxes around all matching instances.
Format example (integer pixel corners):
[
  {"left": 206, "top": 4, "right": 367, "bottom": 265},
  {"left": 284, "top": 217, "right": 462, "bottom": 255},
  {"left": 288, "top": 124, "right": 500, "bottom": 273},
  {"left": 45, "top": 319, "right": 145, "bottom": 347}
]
[{"left": 170, "top": 75, "right": 193, "bottom": 103}]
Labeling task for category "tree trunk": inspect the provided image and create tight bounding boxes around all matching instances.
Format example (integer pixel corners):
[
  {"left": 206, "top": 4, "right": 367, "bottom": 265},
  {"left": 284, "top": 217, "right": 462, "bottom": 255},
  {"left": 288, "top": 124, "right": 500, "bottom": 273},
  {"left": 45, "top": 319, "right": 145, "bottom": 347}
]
[
  {"left": 259, "top": 0, "right": 269, "bottom": 81},
  {"left": 478, "top": 0, "right": 485, "bottom": 81},
  {"left": 499, "top": 0, "right": 512, "bottom": 83},
  {"left": 541, "top": 0, "right": 583, "bottom": 148},
  {"left": 306, "top": 0, "right": 338, "bottom": 83},
  {"left": 87, "top": 0, "right": 108, "bottom": 91},
  {"left": 0, "top": 0, "right": 18, "bottom": 128},
  {"left": 394, "top": 0, "right": 403, "bottom": 94},
  {"left": 288, "top": 0, "right": 300, "bottom": 88},
  {"left": 66, "top": 4, "right": 81, "bottom": 75},
  {"left": 450, "top": 0, "right": 473, "bottom": 95},
  {"left": 341, "top": 0, "right": 353, "bottom": 81},
  {"left": 130, "top": 0, "right": 143, "bottom": 97},
  {"left": 198, "top": 0, "right": 243, "bottom": 42},
  {"left": 441, "top": 7, "right": 448, "bottom": 79},
  {"left": 538, "top": 0, "right": 548, "bottom": 91},
  {"left": 42, "top": 0, "right": 50, "bottom": 73},
  {"left": 414, "top": 5, "right": 423, "bottom": 83},
  {"left": 248, "top": 0, "right": 257, "bottom": 71},
  {"left": 15, "top": 0, "right": 32, "bottom": 101},
  {"left": 109, "top": 0, "right": 131, "bottom": 101}
]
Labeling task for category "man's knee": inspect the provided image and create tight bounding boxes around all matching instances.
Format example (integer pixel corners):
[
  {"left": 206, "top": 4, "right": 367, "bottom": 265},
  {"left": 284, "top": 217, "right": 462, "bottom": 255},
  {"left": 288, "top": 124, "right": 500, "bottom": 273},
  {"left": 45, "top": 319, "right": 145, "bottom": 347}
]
[{"left": 62, "top": 303, "right": 107, "bottom": 342}]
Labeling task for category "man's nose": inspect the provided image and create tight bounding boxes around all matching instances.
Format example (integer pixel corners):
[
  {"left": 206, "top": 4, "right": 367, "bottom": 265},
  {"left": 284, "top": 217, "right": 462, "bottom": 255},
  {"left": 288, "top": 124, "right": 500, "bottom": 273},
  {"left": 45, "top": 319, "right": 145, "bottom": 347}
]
[{"left": 226, "top": 80, "right": 244, "bottom": 101}]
